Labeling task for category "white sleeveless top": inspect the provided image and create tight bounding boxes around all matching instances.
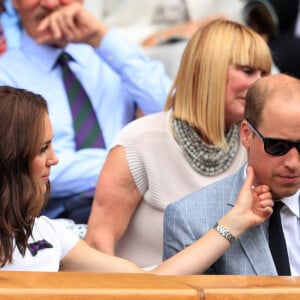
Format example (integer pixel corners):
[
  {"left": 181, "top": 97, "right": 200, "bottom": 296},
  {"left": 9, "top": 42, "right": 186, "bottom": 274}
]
[{"left": 113, "top": 111, "right": 247, "bottom": 267}]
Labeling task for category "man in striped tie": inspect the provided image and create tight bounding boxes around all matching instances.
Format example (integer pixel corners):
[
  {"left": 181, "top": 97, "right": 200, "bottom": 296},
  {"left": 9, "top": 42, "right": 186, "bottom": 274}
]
[{"left": 0, "top": 0, "right": 172, "bottom": 223}]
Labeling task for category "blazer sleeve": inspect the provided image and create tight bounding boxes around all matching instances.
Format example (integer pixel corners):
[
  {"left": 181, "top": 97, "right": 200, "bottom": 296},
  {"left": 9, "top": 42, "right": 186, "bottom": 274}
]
[{"left": 162, "top": 200, "right": 197, "bottom": 260}]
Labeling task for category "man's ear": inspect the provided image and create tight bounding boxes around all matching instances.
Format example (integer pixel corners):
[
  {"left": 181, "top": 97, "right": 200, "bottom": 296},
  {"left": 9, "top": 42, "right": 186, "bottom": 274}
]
[{"left": 240, "top": 119, "right": 252, "bottom": 149}]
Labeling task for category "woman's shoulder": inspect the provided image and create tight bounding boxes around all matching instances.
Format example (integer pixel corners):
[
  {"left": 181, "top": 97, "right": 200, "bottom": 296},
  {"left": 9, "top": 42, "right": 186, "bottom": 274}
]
[
  {"left": 33, "top": 216, "right": 80, "bottom": 246},
  {"left": 116, "top": 111, "right": 171, "bottom": 140},
  {"left": 33, "top": 216, "right": 66, "bottom": 234},
  {"left": 128, "top": 111, "right": 169, "bottom": 128},
  {"left": 34, "top": 216, "right": 78, "bottom": 237}
]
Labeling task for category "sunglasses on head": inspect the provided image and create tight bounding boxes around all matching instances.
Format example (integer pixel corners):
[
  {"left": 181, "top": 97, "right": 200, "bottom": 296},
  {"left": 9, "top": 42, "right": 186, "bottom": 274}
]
[{"left": 246, "top": 118, "right": 300, "bottom": 156}]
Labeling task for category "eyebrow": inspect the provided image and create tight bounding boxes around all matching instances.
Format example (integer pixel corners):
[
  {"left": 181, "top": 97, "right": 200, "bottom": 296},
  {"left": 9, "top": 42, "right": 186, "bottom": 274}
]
[{"left": 43, "top": 139, "right": 52, "bottom": 146}]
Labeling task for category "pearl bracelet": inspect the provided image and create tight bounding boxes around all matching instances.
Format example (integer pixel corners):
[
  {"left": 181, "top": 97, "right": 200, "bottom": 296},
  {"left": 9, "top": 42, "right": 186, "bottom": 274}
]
[{"left": 213, "top": 222, "right": 236, "bottom": 244}]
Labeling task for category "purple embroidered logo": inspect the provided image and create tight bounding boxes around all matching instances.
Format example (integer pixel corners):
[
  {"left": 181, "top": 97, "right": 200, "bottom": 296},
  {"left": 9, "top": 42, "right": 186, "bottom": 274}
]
[{"left": 27, "top": 239, "right": 53, "bottom": 256}]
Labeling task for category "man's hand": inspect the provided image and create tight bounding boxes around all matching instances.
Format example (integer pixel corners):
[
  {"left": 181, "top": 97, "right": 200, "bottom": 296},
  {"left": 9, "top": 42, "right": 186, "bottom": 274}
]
[{"left": 36, "top": 2, "right": 108, "bottom": 48}]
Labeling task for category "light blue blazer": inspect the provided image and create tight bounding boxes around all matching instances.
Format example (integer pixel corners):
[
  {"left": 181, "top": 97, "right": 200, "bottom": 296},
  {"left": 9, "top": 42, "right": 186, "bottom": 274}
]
[{"left": 163, "top": 166, "right": 278, "bottom": 275}]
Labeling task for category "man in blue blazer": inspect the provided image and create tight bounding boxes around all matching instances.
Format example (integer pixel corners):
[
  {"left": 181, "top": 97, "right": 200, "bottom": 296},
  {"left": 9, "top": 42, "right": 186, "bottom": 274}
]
[{"left": 163, "top": 73, "right": 300, "bottom": 276}]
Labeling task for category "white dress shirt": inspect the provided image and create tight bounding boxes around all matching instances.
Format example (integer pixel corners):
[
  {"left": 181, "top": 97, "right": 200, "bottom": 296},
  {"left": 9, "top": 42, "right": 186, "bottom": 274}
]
[{"left": 282, "top": 191, "right": 300, "bottom": 276}]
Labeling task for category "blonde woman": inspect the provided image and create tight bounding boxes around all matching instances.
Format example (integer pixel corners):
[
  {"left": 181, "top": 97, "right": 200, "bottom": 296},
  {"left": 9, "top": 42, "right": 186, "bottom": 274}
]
[{"left": 86, "top": 19, "right": 273, "bottom": 268}]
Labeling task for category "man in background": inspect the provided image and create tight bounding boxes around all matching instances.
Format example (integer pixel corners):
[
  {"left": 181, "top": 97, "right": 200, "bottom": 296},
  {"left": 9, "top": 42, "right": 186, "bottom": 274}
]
[{"left": 0, "top": 0, "right": 172, "bottom": 223}]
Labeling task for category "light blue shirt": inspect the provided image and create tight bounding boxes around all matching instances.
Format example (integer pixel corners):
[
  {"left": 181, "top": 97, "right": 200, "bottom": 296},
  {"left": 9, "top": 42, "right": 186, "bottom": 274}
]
[
  {"left": 1, "top": 0, "right": 21, "bottom": 49},
  {"left": 0, "top": 29, "right": 172, "bottom": 197}
]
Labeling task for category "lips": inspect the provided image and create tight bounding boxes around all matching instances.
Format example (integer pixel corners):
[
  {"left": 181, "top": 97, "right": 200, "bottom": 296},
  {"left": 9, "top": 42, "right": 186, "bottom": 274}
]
[
  {"left": 42, "top": 174, "right": 50, "bottom": 181},
  {"left": 279, "top": 173, "right": 299, "bottom": 179},
  {"left": 277, "top": 175, "right": 300, "bottom": 185}
]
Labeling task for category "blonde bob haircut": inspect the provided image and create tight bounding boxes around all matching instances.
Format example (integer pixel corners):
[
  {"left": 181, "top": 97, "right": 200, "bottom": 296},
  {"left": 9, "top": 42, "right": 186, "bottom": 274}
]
[{"left": 164, "top": 19, "right": 272, "bottom": 147}]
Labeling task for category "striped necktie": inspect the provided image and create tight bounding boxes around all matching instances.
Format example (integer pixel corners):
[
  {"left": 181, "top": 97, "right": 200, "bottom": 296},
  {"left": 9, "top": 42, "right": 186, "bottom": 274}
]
[
  {"left": 0, "top": 0, "right": 6, "bottom": 55},
  {"left": 268, "top": 201, "right": 291, "bottom": 275},
  {"left": 57, "top": 52, "right": 105, "bottom": 150}
]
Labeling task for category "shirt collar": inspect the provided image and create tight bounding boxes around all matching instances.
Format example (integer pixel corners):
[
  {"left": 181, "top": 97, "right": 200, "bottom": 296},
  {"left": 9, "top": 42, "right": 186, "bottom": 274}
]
[
  {"left": 20, "top": 30, "right": 91, "bottom": 72},
  {"left": 281, "top": 191, "right": 300, "bottom": 218}
]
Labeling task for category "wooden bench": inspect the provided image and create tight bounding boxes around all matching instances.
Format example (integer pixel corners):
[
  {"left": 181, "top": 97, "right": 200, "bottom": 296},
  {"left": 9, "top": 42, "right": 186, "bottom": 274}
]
[
  {"left": 0, "top": 272, "right": 198, "bottom": 300},
  {"left": 0, "top": 272, "right": 300, "bottom": 299},
  {"left": 172, "top": 275, "right": 300, "bottom": 299}
]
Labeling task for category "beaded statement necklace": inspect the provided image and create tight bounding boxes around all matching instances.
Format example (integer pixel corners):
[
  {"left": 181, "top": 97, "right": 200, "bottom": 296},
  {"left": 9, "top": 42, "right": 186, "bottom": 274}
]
[{"left": 171, "top": 118, "right": 240, "bottom": 176}]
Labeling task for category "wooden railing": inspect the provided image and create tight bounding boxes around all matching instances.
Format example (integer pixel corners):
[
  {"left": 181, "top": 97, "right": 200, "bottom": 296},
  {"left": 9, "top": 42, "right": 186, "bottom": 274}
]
[
  {"left": 172, "top": 275, "right": 300, "bottom": 300},
  {"left": 0, "top": 272, "right": 299, "bottom": 299}
]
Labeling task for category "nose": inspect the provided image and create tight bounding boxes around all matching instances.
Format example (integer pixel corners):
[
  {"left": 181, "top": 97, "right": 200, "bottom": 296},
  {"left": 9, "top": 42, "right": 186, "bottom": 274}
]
[
  {"left": 49, "top": 155, "right": 59, "bottom": 166},
  {"left": 40, "top": 0, "right": 62, "bottom": 8},
  {"left": 46, "top": 148, "right": 59, "bottom": 167},
  {"left": 250, "top": 70, "right": 263, "bottom": 84},
  {"left": 283, "top": 147, "right": 300, "bottom": 169}
]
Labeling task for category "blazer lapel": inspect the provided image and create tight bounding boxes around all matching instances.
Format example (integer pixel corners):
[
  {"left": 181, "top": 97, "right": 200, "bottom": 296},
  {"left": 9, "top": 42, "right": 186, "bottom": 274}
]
[{"left": 239, "top": 226, "right": 277, "bottom": 275}]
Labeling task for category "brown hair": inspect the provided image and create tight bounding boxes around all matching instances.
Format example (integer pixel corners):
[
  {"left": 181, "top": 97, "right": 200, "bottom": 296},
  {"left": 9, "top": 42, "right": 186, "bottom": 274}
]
[
  {"left": 0, "top": 86, "right": 49, "bottom": 266},
  {"left": 164, "top": 19, "right": 272, "bottom": 147}
]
